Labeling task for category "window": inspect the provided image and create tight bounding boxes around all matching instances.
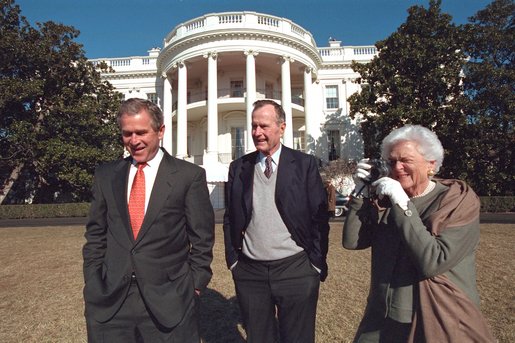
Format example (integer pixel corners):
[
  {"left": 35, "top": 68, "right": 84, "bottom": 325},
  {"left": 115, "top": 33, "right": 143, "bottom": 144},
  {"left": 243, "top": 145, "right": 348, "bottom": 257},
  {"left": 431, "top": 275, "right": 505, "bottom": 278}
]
[
  {"left": 327, "top": 130, "right": 340, "bottom": 161},
  {"left": 265, "top": 82, "right": 274, "bottom": 99},
  {"left": 230, "top": 80, "right": 244, "bottom": 97},
  {"left": 293, "top": 131, "right": 305, "bottom": 152},
  {"left": 325, "top": 85, "right": 339, "bottom": 109},
  {"left": 147, "top": 93, "right": 157, "bottom": 104},
  {"left": 292, "top": 88, "right": 304, "bottom": 106},
  {"left": 231, "top": 127, "right": 245, "bottom": 160}
]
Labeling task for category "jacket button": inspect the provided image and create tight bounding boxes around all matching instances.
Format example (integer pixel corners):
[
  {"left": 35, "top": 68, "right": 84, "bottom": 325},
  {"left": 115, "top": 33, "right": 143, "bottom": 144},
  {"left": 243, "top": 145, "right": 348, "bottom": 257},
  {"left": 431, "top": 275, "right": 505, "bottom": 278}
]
[{"left": 131, "top": 250, "right": 136, "bottom": 255}]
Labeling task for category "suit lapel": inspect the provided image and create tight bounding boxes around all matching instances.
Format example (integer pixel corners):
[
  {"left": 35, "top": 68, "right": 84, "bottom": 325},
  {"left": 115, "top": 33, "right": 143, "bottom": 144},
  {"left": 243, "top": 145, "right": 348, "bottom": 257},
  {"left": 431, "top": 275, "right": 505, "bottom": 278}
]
[
  {"left": 240, "top": 152, "right": 257, "bottom": 220},
  {"left": 275, "top": 146, "right": 294, "bottom": 208},
  {"left": 134, "top": 151, "right": 178, "bottom": 244},
  {"left": 111, "top": 158, "right": 133, "bottom": 241}
]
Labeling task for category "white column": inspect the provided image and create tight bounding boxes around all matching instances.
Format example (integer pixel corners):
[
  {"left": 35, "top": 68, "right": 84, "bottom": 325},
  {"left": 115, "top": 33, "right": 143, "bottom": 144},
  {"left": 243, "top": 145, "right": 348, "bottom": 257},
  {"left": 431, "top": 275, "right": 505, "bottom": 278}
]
[
  {"left": 245, "top": 50, "right": 258, "bottom": 152},
  {"left": 304, "top": 67, "right": 315, "bottom": 154},
  {"left": 342, "top": 79, "right": 348, "bottom": 117},
  {"left": 176, "top": 61, "right": 187, "bottom": 159},
  {"left": 205, "top": 52, "right": 218, "bottom": 163},
  {"left": 162, "top": 75, "right": 173, "bottom": 154},
  {"left": 281, "top": 56, "right": 293, "bottom": 148}
]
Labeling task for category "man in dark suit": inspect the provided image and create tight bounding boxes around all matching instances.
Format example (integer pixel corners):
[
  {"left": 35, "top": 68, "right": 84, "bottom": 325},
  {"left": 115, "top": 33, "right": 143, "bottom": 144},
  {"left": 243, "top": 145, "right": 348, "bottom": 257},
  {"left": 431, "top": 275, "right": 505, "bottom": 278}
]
[
  {"left": 223, "top": 99, "right": 330, "bottom": 343},
  {"left": 83, "top": 98, "right": 214, "bottom": 342}
]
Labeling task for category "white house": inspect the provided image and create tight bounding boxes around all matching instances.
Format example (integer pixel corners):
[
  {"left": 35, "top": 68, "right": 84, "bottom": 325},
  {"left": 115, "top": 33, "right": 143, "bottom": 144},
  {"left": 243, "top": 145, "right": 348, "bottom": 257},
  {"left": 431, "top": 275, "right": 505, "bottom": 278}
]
[{"left": 90, "top": 11, "right": 377, "bottom": 208}]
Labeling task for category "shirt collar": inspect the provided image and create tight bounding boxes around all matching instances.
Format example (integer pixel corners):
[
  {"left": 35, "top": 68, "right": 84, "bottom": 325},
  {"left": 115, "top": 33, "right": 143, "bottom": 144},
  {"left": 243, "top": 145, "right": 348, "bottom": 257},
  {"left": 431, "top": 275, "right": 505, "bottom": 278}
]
[
  {"left": 258, "top": 144, "right": 282, "bottom": 166},
  {"left": 132, "top": 148, "right": 164, "bottom": 169}
]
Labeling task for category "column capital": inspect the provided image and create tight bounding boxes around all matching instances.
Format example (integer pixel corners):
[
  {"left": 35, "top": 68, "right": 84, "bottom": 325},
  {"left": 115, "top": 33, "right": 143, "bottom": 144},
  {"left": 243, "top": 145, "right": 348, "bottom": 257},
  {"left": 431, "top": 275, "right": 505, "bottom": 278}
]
[
  {"left": 304, "top": 66, "right": 312, "bottom": 74},
  {"left": 280, "top": 55, "right": 294, "bottom": 63},
  {"left": 172, "top": 60, "right": 186, "bottom": 69},
  {"left": 203, "top": 51, "right": 218, "bottom": 60},
  {"left": 244, "top": 49, "right": 259, "bottom": 57}
]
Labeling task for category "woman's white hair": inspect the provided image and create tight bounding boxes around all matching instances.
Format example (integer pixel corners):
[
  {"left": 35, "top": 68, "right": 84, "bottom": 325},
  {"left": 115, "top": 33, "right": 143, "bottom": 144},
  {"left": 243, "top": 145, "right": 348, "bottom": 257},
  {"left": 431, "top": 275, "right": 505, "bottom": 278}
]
[{"left": 380, "top": 125, "right": 444, "bottom": 173}]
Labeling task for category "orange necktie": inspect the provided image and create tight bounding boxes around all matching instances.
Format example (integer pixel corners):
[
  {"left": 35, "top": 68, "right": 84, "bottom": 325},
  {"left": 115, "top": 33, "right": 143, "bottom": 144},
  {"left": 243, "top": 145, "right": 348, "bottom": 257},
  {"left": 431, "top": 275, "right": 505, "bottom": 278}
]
[{"left": 128, "top": 163, "right": 146, "bottom": 239}]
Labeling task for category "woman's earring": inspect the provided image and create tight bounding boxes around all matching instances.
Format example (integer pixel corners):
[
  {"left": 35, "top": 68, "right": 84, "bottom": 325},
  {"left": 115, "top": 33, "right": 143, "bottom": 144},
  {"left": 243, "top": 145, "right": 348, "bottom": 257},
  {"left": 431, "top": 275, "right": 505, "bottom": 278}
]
[{"left": 428, "top": 170, "right": 435, "bottom": 177}]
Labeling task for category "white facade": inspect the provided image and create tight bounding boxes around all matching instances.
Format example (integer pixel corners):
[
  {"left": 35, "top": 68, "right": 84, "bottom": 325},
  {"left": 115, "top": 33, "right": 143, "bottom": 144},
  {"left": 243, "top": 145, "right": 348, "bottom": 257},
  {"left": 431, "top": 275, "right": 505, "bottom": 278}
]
[{"left": 91, "top": 12, "right": 377, "bottom": 208}]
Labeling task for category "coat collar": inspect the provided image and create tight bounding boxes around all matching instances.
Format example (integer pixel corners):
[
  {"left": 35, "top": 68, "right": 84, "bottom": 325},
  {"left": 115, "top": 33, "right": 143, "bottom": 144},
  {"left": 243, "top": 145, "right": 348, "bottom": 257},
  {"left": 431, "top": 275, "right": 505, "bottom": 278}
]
[
  {"left": 112, "top": 157, "right": 132, "bottom": 239},
  {"left": 111, "top": 149, "right": 178, "bottom": 244},
  {"left": 238, "top": 146, "right": 297, "bottom": 213},
  {"left": 134, "top": 150, "right": 177, "bottom": 243}
]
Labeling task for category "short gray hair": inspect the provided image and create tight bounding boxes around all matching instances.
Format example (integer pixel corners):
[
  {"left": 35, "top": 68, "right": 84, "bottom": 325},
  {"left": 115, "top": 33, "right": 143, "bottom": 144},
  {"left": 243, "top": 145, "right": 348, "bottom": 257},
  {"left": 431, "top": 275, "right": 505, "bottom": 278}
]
[
  {"left": 252, "top": 99, "right": 286, "bottom": 125},
  {"left": 380, "top": 125, "right": 444, "bottom": 173}
]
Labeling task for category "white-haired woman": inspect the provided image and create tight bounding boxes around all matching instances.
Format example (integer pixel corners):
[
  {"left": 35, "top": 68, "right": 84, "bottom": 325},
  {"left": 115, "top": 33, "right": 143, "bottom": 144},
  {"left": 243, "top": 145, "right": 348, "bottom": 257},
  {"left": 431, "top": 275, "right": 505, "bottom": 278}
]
[{"left": 343, "top": 125, "right": 494, "bottom": 342}]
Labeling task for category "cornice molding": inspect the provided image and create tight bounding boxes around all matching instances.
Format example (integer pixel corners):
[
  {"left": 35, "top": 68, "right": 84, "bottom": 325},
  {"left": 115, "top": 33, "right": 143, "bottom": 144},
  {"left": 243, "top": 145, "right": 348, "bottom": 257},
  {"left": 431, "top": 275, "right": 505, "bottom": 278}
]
[
  {"left": 100, "top": 71, "right": 159, "bottom": 80},
  {"left": 319, "top": 62, "right": 354, "bottom": 70},
  {"left": 157, "top": 30, "right": 322, "bottom": 73}
]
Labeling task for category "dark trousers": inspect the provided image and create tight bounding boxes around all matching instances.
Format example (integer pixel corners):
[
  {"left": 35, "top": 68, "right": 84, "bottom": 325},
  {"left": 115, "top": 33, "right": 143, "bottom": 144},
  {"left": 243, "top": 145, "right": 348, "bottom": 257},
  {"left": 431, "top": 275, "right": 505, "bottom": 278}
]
[
  {"left": 85, "top": 277, "right": 199, "bottom": 343},
  {"left": 232, "top": 251, "right": 321, "bottom": 343}
]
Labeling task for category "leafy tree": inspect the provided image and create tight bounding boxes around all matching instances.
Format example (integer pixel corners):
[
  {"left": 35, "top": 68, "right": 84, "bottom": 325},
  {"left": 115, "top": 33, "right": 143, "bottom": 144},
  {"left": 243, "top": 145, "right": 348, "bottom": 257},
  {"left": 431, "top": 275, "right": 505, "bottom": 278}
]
[
  {"left": 348, "top": 0, "right": 470, "bottom": 181},
  {"left": 0, "top": 0, "right": 123, "bottom": 204},
  {"left": 461, "top": 0, "right": 514, "bottom": 195}
]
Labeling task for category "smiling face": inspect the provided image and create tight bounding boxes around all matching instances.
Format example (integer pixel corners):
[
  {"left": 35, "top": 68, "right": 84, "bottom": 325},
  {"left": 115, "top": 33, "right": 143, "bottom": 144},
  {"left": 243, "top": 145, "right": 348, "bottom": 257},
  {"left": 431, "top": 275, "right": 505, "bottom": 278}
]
[
  {"left": 120, "top": 110, "right": 164, "bottom": 163},
  {"left": 251, "top": 104, "right": 285, "bottom": 156},
  {"left": 387, "top": 140, "right": 436, "bottom": 197}
]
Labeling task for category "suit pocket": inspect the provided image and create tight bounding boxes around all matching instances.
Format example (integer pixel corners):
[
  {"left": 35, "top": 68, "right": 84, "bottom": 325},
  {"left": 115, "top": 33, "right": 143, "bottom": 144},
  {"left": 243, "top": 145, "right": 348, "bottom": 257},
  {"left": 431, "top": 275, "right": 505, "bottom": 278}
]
[{"left": 166, "top": 262, "right": 190, "bottom": 281}]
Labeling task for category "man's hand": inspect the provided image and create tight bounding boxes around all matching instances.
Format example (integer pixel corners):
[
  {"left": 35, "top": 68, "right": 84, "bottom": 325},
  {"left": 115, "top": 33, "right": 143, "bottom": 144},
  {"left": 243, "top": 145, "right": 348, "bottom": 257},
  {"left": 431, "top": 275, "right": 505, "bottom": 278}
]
[{"left": 371, "top": 177, "right": 409, "bottom": 210}]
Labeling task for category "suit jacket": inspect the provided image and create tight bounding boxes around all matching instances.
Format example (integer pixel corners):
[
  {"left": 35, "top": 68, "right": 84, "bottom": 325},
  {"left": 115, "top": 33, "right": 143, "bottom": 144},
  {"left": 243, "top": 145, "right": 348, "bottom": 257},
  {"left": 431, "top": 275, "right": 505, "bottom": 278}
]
[
  {"left": 223, "top": 145, "right": 330, "bottom": 281},
  {"left": 83, "top": 148, "right": 214, "bottom": 328}
]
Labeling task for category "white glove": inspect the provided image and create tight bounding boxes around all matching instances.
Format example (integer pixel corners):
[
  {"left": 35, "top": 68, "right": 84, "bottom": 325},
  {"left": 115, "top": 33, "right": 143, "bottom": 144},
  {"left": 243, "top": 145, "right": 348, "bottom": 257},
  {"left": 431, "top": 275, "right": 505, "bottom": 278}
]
[
  {"left": 352, "top": 158, "right": 372, "bottom": 197},
  {"left": 371, "top": 177, "right": 410, "bottom": 210}
]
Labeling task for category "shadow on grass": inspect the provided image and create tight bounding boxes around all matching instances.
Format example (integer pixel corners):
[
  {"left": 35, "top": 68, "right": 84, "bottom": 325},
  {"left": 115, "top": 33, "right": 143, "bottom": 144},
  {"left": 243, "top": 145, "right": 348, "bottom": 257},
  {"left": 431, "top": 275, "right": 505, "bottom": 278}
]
[{"left": 199, "top": 288, "right": 245, "bottom": 343}]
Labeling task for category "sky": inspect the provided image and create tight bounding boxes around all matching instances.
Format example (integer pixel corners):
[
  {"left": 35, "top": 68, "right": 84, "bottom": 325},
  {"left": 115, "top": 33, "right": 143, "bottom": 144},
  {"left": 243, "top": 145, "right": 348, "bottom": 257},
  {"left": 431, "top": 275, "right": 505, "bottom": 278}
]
[{"left": 15, "top": 0, "right": 493, "bottom": 59}]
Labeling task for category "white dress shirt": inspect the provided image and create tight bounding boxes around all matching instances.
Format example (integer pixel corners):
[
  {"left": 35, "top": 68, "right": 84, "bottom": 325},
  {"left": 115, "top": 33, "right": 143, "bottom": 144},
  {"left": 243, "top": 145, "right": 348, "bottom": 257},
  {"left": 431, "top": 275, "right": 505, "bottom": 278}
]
[{"left": 127, "top": 149, "right": 164, "bottom": 213}]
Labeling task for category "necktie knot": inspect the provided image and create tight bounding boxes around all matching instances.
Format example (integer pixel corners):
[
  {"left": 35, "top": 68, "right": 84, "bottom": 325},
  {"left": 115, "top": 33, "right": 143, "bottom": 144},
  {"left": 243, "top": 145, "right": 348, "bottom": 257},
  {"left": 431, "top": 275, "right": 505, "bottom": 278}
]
[{"left": 264, "top": 156, "right": 273, "bottom": 178}]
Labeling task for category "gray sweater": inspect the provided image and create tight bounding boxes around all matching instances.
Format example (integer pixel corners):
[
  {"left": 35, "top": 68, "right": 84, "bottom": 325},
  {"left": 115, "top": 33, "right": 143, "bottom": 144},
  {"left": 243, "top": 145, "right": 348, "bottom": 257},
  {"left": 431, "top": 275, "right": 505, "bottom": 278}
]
[{"left": 242, "top": 164, "right": 302, "bottom": 261}]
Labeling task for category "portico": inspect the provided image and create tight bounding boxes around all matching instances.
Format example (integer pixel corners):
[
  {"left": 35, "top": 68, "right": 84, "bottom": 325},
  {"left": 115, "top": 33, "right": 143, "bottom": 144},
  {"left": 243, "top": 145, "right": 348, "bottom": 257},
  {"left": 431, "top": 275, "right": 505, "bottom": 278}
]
[{"left": 90, "top": 11, "right": 378, "bottom": 207}]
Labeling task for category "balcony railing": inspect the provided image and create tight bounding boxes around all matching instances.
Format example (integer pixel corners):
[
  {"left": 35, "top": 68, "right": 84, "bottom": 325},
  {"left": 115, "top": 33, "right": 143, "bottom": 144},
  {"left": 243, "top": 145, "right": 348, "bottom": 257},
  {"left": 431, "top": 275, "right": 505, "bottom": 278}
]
[
  {"left": 90, "top": 49, "right": 159, "bottom": 73},
  {"left": 172, "top": 88, "right": 305, "bottom": 108},
  {"left": 165, "top": 12, "right": 316, "bottom": 47},
  {"left": 317, "top": 45, "right": 377, "bottom": 63}
]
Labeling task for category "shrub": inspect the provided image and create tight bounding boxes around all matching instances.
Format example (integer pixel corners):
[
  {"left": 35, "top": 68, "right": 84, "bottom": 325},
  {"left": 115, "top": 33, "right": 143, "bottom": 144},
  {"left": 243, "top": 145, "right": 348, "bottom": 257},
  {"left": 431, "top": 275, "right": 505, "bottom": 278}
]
[
  {"left": 480, "top": 196, "right": 515, "bottom": 213},
  {"left": 0, "top": 203, "right": 90, "bottom": 219}
]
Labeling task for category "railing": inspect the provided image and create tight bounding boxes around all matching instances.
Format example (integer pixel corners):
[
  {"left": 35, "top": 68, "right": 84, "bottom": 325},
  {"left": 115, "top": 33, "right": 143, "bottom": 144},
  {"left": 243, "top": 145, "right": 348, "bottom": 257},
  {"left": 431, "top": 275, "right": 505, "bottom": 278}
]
[
  {"left": 219, "top": 14, "right": 242, "bottom": 24},
  {"left": 171, "top": 87, "right": 304, "bottom": 107},
  {"left": 164, "top": 12, "right": 316, "bottom": 47},
  {"left": 319, "top": 48, "right": 344, "bottom": 58},
  {"left": 292, "top": 95, "right": 304, "bottom": 106},
  {"left": 354, "top": 47, "right": 377, "bottom": 55},
  {"left": 257, "top": 15, "right": 279, "bottom": 27},
  {"left": 90, "top": 55, "right": 158, "bottom": 72},
  {"left": 290, "top": 23, "right": 307, "bottom": 37},
  {"left": 317, "top": 45, "right": 377, "bottom": 62},
  {"left": 185, "top": 18, "right": 205, "bottom": 31},
  {"left": 110, "top": 59, "right": 131, "bottom": 67}
]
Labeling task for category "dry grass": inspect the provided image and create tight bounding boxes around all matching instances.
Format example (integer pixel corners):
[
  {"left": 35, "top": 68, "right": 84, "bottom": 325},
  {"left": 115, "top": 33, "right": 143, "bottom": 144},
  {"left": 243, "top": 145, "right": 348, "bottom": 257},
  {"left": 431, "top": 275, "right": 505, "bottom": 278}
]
[{"left": 0, "top": 223, "right": 513, "bottom": 343}]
